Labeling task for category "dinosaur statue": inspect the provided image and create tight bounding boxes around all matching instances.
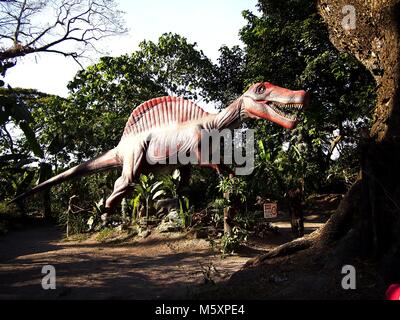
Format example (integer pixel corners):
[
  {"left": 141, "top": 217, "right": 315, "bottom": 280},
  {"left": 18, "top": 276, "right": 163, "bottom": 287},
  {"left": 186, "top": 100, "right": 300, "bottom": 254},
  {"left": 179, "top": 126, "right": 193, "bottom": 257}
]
[{"left": 11, "top": 82, "right": 308, "bottom": 220}]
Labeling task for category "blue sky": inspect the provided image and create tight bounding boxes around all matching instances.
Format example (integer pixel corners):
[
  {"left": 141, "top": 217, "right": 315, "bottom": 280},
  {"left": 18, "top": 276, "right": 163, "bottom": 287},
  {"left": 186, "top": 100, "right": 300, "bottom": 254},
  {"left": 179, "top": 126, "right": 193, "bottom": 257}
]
[{"left": 5, "top": 0, "right": 258, "bottom": 97}]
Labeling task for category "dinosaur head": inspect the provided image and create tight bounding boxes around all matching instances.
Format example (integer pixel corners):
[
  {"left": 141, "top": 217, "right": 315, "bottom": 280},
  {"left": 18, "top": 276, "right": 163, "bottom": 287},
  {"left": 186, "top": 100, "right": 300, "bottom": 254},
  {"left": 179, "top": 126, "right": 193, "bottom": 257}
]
[{"left": 242, "top": 82, "right": 309, "bottom": 129}]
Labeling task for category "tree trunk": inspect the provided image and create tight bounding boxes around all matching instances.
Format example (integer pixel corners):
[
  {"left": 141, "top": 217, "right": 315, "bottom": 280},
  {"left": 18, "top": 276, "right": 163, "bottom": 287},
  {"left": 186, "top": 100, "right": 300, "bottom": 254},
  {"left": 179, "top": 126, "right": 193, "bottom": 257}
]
[
  {"left": 223, "top": 173, "right": 236, "bottom": 235},
  {"left": 223, "top": 190, "right": 232, "bottom": 235},
  {"left": 316, "top": 0, "right": 400, "bottom": 267},
  {"left": 39, "top": 162, "right": 53, "bottom": 220}
]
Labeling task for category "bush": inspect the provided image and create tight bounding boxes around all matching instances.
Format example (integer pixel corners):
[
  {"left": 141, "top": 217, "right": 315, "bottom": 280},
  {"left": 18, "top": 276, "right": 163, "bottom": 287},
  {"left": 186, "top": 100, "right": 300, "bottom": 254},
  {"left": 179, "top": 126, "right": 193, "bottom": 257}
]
[
  {"left": 0, "top": 202, "right": 23, "bottom": 236},
  {"left": 58, "top": 209, "right": 89, "bottom": 236},
  {"left": 220, "top": 226, "right": 248, "bottom": 254}
]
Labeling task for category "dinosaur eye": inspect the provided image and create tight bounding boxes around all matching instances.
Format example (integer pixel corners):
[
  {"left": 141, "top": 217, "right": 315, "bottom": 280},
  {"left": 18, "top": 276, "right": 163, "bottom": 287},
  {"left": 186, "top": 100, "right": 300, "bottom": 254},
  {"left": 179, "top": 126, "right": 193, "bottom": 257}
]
[{"left": 257, "top": 85, "right": 266, "bottom": 94}]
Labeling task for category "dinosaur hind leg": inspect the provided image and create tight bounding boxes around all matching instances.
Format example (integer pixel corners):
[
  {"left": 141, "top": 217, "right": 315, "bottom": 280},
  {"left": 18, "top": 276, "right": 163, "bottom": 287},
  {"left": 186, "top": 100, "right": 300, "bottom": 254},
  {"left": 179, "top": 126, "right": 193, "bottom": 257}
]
[
  {"left": 101, "top": 175, "right": 133, "bottom": 223},
  {"left": 102, "top": 149, "right": 143, "bottom": 222},
  {"left": 106, "top": 176, "right": 133, "bottom": 210}
]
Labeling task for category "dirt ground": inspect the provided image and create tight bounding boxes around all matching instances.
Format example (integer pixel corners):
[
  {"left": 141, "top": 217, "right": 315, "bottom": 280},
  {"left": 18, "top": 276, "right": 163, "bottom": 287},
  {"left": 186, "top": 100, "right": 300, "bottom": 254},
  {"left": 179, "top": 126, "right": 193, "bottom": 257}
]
[{"left": 0, "top": 196, "right": 336, "bottom": 300}]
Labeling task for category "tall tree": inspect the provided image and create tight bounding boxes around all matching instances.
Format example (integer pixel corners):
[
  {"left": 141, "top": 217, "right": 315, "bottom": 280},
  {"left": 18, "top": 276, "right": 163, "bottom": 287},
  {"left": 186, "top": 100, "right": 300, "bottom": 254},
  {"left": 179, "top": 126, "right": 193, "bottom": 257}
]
[
  {"left": 206, "top": 45, "right": 246, "bottom": 107},
  {"left": 315, "top": 0, "right": 400, "bottom": 275}
]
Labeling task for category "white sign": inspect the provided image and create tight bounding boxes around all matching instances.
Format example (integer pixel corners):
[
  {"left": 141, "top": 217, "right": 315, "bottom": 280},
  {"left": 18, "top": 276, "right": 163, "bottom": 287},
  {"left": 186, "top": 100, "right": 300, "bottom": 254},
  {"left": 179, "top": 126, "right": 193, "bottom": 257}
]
[{"left": 264, "top": 202, "right": 278, "bottom": 218}]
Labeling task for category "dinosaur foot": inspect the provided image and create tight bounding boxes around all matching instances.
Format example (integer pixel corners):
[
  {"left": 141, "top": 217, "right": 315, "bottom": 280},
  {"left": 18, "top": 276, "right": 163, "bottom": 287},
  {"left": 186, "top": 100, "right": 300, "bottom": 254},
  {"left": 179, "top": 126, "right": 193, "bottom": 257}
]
[{"left": 101, "top": 209, "right": 113, "bottom": 226}]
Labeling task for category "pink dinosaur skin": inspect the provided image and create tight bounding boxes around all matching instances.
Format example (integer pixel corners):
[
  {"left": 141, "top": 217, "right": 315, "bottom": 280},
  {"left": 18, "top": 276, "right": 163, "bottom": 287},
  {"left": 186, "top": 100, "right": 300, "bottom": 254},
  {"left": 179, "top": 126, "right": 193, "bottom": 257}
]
[{"left": 11, "top": 82, "right": 308, "bottom": 217}]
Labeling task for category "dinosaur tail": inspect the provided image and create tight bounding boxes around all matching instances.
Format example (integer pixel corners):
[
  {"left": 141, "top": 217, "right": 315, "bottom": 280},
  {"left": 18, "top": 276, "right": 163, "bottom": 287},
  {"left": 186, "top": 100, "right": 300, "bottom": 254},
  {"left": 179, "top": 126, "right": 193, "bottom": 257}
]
[{"left": 10, "top": 148, "right": 121, "bottom": 204}]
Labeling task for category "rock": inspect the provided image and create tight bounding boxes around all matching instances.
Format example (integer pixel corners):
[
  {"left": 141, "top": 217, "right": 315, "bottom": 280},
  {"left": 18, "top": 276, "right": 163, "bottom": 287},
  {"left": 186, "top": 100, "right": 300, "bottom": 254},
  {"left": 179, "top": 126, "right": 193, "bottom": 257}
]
[
  {"left": 156, "top": 198, "right": 179, "bottom": 215},
  {"left": 138, "top": 229, "right": 151, "bottom": 238},
  {"left": 115, "top": 224, "right": 130, "bottom": 232},
  {"left": 158, "top": 221, "right": 181, "bottom": 233},
  {"left": 157, "top": 209, "right": 182, "bottom": 233}
]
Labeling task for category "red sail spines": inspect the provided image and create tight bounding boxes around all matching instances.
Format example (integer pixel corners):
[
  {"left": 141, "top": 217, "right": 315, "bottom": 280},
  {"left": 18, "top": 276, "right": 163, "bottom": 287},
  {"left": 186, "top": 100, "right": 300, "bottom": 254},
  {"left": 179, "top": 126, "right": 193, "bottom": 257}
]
[{"left": 122, "top": 96, "right": 209, "bottom": 138}]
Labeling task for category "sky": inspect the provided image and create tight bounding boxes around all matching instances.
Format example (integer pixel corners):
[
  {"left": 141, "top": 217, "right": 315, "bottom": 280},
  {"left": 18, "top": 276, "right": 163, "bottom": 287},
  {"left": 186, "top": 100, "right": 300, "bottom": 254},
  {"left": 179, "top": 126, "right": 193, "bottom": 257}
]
[{"left": 5, "top": 0, "right": 259, "bottom": 98}]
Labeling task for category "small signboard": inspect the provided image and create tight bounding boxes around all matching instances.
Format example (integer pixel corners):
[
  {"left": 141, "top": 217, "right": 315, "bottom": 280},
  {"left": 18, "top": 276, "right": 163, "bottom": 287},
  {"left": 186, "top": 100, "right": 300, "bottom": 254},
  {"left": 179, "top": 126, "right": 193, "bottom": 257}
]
[{"left": 264, "top": 202, "right": 278, "bottom": 219}]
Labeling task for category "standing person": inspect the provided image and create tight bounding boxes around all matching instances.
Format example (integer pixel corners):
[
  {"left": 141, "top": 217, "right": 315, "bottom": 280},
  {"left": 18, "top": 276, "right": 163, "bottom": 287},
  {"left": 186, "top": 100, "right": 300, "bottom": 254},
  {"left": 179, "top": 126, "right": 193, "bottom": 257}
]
[{"left": 286, "top": 187, "right": 304, "bottom": 238}]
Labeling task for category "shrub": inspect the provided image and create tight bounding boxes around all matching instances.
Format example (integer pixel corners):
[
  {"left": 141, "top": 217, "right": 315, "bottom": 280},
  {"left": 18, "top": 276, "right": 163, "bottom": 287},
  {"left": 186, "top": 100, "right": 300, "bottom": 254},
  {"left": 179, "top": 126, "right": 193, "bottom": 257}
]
[{"left": 220, "top": 226, "right": 248, "bottom": 255}]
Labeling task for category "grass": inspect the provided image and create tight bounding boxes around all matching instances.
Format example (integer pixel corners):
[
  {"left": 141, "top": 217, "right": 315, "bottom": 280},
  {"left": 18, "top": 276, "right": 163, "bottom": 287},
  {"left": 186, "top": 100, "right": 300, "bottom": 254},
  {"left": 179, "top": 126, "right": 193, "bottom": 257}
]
[
  {"left": 95, "top": 227, "right": 117, "bottom": 242},
  {"left": 62, "top": 233, "right": 90, "bottom": 242}
]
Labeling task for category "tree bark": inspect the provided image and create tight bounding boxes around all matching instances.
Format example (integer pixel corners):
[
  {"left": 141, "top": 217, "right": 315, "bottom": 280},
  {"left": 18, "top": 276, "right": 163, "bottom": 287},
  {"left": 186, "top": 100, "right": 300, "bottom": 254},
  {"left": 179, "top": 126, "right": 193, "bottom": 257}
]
[{"left": 39, "top": 162, "right": 53, "bottom": 220}]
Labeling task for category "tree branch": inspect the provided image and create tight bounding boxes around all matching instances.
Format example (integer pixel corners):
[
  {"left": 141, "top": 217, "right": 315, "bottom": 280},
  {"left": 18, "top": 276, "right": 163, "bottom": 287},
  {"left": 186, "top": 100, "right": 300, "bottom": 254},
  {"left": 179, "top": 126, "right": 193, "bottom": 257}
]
[
  {"left": 13, "top": 0, "right": 26, "bottom": 44},
  {"left": 2, "top": 124, "right": 15, "bottom": 154},
  {"left": 0, "top": 0, "right": 127, "bottom": 73}
]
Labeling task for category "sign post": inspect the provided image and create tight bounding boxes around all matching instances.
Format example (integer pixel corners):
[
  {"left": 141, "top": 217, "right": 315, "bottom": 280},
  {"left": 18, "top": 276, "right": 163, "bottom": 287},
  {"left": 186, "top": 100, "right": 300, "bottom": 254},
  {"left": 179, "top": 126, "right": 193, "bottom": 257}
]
[{"left": 264, "top": 202, "right": 278, "bottom": 219}]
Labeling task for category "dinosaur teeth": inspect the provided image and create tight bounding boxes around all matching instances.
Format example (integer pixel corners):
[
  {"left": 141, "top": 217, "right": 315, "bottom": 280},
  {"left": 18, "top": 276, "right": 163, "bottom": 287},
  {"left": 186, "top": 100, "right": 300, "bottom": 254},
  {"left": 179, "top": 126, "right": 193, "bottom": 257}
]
[{"left": 269, "top": 102, "right": 303, "bottom": 121}]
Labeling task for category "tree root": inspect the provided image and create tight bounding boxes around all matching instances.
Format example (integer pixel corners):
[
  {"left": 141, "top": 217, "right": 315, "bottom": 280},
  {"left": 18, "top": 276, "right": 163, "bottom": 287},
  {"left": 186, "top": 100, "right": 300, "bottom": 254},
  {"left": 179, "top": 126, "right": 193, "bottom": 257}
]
[{"left": 242, "top": 234, "right": 316, "bottom": 269}]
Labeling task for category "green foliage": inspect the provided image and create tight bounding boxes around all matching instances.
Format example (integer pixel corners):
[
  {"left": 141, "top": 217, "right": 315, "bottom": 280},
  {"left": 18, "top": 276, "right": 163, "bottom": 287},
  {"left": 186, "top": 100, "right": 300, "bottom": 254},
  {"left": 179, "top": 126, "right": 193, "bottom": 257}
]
[
  {"left": 178, "top": 196, "right": 192, "bottom": 229},
  {"left": 133, "top": 174, "right": 166, "bottom": 221},
  {"left": 206, "top": 45, "right": 246, "bottom": 107},
  {"left": 87, "top": 199, "right": 106, "bottom": 231},
  {"left": 220, "top": 226, "right": 248, "bottom": 255},
  {"left": 0, "top": 88, "right": 68, "bottom": 202},
  {"left": 241, "top": 0, "right": 376, "bottom": 197},
  {"left": 217, "top": 177, "right": 247, "bottom": 204},
  {"left": 134, "top": 33, "right": 215, "bottom": 99},
  {"left": 160, "top": 169, "right": 192, "bottom": 228},
  {"left": 161, "top": 169, "right": 181, "bottom": 198},
  {"left": 0, "top": 88, "right": 43, "bottom": 157},
  {"left": 58, "top": 208, "right": 88, "bottom": 236},
  {"left": 0, "top": 201, "right": 20, "bottom": 235},
  {"left": 95, "top": 227, "right": 116, "bottom": 242},
  {"left": 130, "top": 194, "right": 141, "bottom": 222}
]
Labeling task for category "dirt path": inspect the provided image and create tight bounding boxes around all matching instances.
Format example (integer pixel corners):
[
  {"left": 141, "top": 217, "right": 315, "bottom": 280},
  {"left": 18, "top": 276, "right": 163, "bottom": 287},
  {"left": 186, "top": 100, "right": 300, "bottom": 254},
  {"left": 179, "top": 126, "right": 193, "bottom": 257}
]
[
  {"left": 0, "top": 224, "right": 259, "bottom": 299},
  {"left": 0, "top": 208, "right": 328, "bottom": 300}
]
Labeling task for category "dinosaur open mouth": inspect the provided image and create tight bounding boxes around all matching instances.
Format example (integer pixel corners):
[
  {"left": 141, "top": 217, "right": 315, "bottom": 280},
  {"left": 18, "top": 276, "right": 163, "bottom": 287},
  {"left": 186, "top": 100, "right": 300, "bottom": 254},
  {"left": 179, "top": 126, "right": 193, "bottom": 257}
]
[{"left": 267, "top": 101, "right": 303, "bottom": 121}]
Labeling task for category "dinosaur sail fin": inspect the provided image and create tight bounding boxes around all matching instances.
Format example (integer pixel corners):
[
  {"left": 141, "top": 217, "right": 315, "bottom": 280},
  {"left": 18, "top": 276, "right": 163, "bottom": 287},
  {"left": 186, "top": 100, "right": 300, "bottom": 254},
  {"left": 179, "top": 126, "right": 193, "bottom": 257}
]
[{"left": 122, "top": 96, "right": 210, "bottom": 138}]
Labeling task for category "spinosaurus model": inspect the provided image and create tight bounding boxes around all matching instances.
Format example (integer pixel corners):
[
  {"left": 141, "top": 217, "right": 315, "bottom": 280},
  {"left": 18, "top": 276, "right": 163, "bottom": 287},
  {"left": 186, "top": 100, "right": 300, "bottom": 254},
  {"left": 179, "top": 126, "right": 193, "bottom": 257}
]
[{"left": 11, "top": 82, "right": 308, "bottom": 220}]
